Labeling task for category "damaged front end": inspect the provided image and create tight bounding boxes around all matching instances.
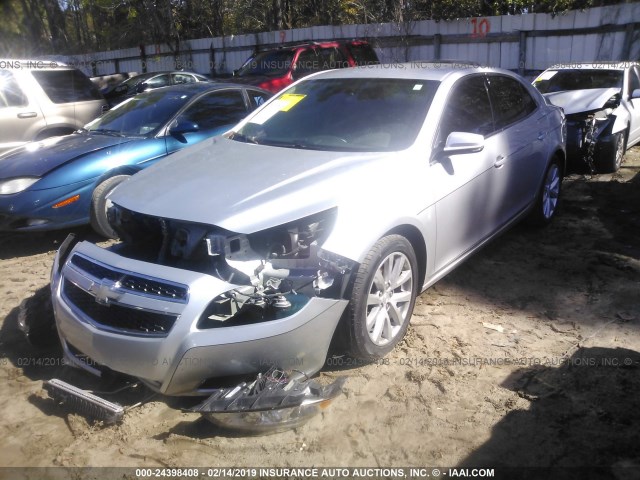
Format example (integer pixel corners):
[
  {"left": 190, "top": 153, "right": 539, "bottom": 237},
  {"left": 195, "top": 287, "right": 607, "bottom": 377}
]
[
  {"left": 50, "top": 200, "right": 354, "bottom": 397},
  {"left": 566, "top": 105, "right": 618, "bottom": 173},
  {"left": 545, "top": 88, "right": 624, "bottom": 173},
  {"left": 108, "top": 205, "right": 354, "bottom": 326}
]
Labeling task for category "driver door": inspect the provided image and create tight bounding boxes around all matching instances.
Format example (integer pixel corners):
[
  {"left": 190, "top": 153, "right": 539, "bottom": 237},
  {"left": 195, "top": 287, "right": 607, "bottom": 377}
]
[{"left": 430, "top": 75, "right": 505, "bottom": 272}]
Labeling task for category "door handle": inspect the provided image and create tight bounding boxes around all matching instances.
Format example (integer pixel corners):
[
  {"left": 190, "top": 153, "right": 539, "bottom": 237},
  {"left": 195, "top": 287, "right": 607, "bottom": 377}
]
[
  {"left": 494, "top": 155, "right": 506, "bottom": 168},
  {"left": 537, "top": 131, "right": 546, "bottom": 140},
  {"left": 17, "top": 112, "right": 37, "bottom": 119}
]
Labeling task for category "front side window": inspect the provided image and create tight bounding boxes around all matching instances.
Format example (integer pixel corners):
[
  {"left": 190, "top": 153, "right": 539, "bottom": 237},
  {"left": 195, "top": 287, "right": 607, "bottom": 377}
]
[
  {"left": 437, "top": 75, "right": 494, "bottom": 146},
  {"left": 487, "top": 75, "right": 537, "bottom": 130},
  {"left": 0, "top": 71, "right": 27, "bottom": 107},
  {"left": 178, "top": 90, "right": 247, "bottom": 131},
  {"left": 31, "top": 69, "right": 103, "bottom": 103},
  {"left": 319, "top": 47, "right": 348, "bottom": 69},
  {"left": 145, "top": 74, "right": 171, "bottom": 89},
  {"left": 233, "top": 78, "right": 438, "bottom": 152},
  {"left": 295, "top": 49, "right": 321, "bottom": 76}
]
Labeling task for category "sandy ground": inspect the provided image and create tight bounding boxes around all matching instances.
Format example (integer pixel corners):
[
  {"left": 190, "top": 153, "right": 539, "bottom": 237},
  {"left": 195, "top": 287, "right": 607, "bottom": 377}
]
[{"left": 0, "top": 148, "right": 639, "bottom": 476}]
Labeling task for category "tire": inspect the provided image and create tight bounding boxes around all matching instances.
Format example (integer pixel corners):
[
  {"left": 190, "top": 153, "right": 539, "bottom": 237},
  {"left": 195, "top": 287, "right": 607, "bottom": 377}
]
[
  {"left": 18, "top": 287, "right": 57, "bottom": 348},
  {"left": 595, "top": 131, "right": 625, "bottom": 173},
  {"left": 90, "top": 175, "right": 129, "bottom": 238},
  {"left": 527, "top": 158, "right": 563, "bottom": 227},
  {"left": 344, "top": 235, "right": 418, "bottom": 361}
]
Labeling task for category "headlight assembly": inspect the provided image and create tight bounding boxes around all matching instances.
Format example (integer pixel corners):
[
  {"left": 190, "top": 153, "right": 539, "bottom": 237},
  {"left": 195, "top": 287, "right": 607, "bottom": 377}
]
[{"left": 0, "top": 177, "right": 39, "bottom": 195}]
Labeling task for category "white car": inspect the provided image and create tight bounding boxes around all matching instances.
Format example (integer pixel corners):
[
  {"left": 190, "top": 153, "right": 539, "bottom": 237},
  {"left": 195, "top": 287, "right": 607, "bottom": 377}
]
[
  {"left": 533, "top": 62, "right": 640, "bottom": 172},
  {"left": 48, "top": 64, "right": 566, "bottom": 397}
]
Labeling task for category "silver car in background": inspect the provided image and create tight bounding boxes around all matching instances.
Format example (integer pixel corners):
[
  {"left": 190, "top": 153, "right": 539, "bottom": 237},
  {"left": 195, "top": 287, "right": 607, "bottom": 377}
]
[
  {"left": 51, "top": 64, "right": 566, "bottom": 396},
  {"left": 0, "top": 60, "right": 108, "bottom": 155}
]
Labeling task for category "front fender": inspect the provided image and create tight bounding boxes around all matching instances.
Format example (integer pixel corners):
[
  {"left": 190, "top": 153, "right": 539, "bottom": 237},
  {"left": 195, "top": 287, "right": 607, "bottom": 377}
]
[{"left": 612, "top": 106, "right": 630, "bottom": 135}]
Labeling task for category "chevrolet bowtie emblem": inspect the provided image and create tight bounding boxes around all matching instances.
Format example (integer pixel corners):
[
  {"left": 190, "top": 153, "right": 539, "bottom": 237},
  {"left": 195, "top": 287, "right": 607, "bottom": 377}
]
[{"left": 88, "top": 278, "right": 123, "bottom": 305}]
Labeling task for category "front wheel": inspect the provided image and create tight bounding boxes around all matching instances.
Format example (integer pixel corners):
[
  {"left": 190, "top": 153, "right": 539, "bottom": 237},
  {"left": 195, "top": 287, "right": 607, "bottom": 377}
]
[
  {"left": 595, "top": 131, "right": 625, "bottom": 173},
  {"left": 90, "top": 175, "right": 129, "bottom": 238},
  {"left": 527, "top": 159, "right": 562, "bottom": 227},
  {"left": 344, "top": 235, "right": 418, "bottom": 361}
]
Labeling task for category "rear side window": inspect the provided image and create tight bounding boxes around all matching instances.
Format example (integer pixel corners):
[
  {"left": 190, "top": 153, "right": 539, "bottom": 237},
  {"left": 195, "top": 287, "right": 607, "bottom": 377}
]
[
  {"left": 346, "top": 43, "right": 379, "bottom": 66},
  {"left": 172, "top": 73, "right": 196, "bottom": 85},
  {"left": 31, "top": 69, "right": 103, "bottom": 103},
  {"left": 0, "top": 71, "right": 28, "bottom": 107},
  {"left": 247, "top": 89, "right": 270, "bottom": 109},
  {"left": 438, "top": 75, "right": 494, "bottom": 144},
  {"left": 179, "top": 90, "right": 247, "bottom": 131},
  {"left": 487, "top": 75, "right": 537, "bottom": 130}
]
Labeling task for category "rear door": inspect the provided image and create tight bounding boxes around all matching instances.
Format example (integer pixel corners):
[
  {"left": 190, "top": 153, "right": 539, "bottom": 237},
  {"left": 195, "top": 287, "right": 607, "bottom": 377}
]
[{"left": 486, "top": 74, "right": 548, "bottom": 222}]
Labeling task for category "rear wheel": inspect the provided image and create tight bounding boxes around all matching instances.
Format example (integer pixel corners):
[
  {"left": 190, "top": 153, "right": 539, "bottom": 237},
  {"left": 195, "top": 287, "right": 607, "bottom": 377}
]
[
  {"left": 595, "top": 131, "right": 625, "bottom": 173},
  {"left": 90, "top": 175, "right": 129, "bottom": 238},
  {"left": 528, "top": 158, "right": 562, "bottom": 226},
  {"left": 344, "top": 235, "right": 418, "bottom": 361}
]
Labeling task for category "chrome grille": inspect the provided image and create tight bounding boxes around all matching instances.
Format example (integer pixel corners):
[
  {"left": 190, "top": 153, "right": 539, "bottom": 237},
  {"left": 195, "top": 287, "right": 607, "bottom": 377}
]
[
  {"left": 69, "top": 254, "right": 188, "bottom": 302},
  {"left": 63, "top": 279, "right": 177, "bottom": 336}
]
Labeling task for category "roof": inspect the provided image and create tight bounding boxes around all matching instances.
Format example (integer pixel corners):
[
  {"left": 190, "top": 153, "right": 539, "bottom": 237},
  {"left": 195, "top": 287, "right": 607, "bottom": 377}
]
[
  {"left": 142, "top": 81, "right": 269, "bottom": 95},
  {"left": 310, "top": 61, "right": 513, "bottom": 82}
]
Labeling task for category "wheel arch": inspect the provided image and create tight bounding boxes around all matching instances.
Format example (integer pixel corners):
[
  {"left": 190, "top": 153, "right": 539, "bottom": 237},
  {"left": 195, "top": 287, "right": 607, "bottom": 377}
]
[
  {"left": 384, "top": 224, "right": 427, "bottom": 292},
  {"left": 93, "top": 165, "right": 141, "bottom": 189}
]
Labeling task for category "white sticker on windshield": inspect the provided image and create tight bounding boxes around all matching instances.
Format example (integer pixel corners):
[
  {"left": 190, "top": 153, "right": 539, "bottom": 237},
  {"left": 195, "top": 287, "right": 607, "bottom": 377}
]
[
  {"left": 537, "top": 70, "right": 558, "bottom": 81},
  {"left": 413, "top": 84, "right": 423, "bottom": 90}
]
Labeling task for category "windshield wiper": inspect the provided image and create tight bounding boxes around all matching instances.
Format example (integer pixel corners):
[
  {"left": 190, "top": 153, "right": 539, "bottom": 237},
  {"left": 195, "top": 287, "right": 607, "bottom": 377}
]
[{"left": 230, "top": 132, "right": 261, "bottom": 144}]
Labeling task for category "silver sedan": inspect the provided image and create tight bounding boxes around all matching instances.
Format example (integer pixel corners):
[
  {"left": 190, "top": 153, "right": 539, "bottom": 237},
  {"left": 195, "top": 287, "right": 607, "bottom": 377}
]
[{"left": 50, "top": 64, "right": 566, "bottom": 395}]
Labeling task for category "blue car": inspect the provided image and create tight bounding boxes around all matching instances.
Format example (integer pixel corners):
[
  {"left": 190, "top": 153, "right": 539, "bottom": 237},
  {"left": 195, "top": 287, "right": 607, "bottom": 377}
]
[{"left": 0, "top": 83, "right": 271, "bottom": 237}]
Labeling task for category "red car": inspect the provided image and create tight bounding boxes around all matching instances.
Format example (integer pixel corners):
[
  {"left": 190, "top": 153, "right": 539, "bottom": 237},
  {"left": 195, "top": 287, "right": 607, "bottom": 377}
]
[{"left": 232, "top": 40, "right": 379, "bottom": 93}]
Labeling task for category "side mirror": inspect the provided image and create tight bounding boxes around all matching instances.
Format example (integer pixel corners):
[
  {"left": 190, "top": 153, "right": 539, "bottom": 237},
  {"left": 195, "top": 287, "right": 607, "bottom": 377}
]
[
  {"left": 631, "top": 88, "right": 640, "bottom": 100},
  {"left": 135, "top": 82, "right": 148, "bottom": 94},
  {"left": 443, "top": 132, "right": 485, "bottom": 155},
  {"left": 169, "top": 119, "right": 199, "bottom": 137}
]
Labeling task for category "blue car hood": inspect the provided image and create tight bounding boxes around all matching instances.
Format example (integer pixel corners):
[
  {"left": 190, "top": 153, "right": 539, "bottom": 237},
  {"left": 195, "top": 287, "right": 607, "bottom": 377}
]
[
  {"left": 110, "top": 136, "right": 398, "bottom": 233},
  {"left": 0, "top": 133, "right": 137, "bottom": 178}
]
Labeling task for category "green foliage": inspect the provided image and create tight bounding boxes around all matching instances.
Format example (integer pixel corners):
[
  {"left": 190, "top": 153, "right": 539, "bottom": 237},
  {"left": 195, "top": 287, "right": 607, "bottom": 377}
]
[{"left": 0, "top": 0, "right": 617, "bottom": 57}]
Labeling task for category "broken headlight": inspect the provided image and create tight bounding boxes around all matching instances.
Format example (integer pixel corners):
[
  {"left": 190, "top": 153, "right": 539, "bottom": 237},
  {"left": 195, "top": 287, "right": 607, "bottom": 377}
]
[{"left": 199, "top": 209, "right": 339, "bottom": 328}]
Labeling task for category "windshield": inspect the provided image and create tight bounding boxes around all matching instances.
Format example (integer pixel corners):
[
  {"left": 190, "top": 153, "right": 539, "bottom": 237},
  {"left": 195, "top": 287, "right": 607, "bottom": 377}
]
[
  {"left": 85, "top": 89, "right": 196, "bottom": 136},
  {"left": 236, "top": 50, "right": 296, "bottom": 77},
  {"left": 233, "top": 78, "right": 438, "bottom": 152},
  {"left": 534, "top": 69, "right": 624, "bottom": 93}
]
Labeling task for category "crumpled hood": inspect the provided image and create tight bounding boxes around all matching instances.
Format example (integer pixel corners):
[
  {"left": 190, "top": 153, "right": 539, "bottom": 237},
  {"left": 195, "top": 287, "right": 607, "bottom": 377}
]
[
  {"left": 0, "top": 133, "right": 136, "bottom": 178},
  {"left": 110, "top": 136, "right": 400, "bottom": 233},
  {"left": 543, "top": 87, "right": 620, "bottom": 115}
]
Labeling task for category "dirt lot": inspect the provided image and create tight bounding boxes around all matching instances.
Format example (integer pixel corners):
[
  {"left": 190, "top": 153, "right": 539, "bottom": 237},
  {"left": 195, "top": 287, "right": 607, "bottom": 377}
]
[{"left": 0, "top": 148, "right": 639, "bottom": 476}]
